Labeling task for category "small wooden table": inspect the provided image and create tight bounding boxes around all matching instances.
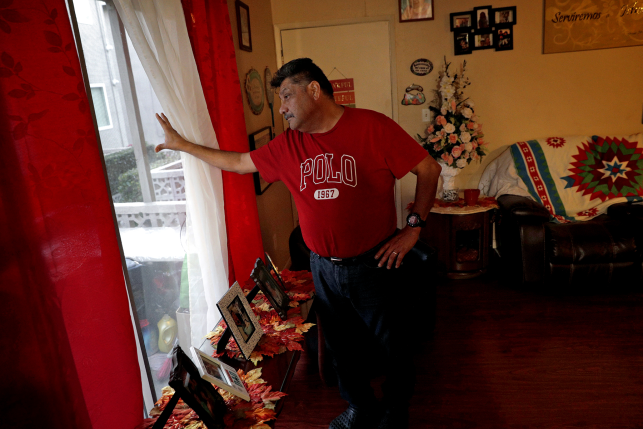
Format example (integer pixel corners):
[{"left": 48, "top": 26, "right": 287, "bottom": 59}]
[{"left": 420, "top": 200, "right": 496, "bottom": 279}]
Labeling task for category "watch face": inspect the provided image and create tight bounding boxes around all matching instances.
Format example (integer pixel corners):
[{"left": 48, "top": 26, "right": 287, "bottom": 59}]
[{"left": 408, "top": 214, "right": 419, "bottom": 226}]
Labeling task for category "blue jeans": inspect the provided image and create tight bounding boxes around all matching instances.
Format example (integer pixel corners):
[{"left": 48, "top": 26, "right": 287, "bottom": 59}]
[{"left": 310, "top": 251, "right": 416, "bottom": 410}]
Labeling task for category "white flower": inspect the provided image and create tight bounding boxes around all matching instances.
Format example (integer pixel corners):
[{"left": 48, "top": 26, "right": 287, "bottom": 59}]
[
  {"left": 464, "top": 142, "right": 473, "bottom": 152},
  {"left": 441, "top": 86, "right": 455, "bottom": 99},
  {"left": 460, "top": 132, "right": 471, "bottom": 143},
  {"left": 444, "top": 123, "right": 456, "bottom": 133},
  {"left": 459, "top": 124, "right": 467, "bottom": 132},
  {"left": 456, "top": 158, "right": 467, "bottom": 168},
  {"left": 465, "top": 100, "right": 474, "bottom": 108},
  {"left": 441, "top": 107, "right": 447, "bottom": 115},
  {"left": 461, "top": 107, "right": 473, "bottom": 119},
  {"left": 471, "top": 114, "right": 478, "bottom": 122},
  {"left": 440, "top": 75, "right": 453, "bottom": 86}
]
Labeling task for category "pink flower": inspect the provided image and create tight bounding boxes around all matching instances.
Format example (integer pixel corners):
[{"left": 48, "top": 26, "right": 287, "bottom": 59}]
[
  {"left": 478, "top": 139, "right": 487, "bottom": 147},
  {"left": 471, "top": 152, "right": 480, "bottom": 161},
  {"left": 467, "top": 122, "right": 475, "bottom": 130},
  {"left": 430, "top": 137, "right": 441, "bottom": 142},
  {"left": 449, "top": 134, "right": 458, "bottom": 144},
  {"left": 433, "top": 143, "right": 441, "bottom": 151},
  {"left": 462, "top": 151, "right": 470, "bottom": 160},
  {"left": 450, "top": 100, "right": 456, "bottom": 112},
  {"left": 472, "top": 142, "right": 478, "bottom": 149},
  {"left": 436, "top": 115, "right": 448, "bottom": 126},
  {"left": 452, "top": 145, "right": 463, "bottom": 158},
  {"left": 427, "top": 125, "right": 434, "bottom": 133},
  {"left": 441, "top": 153, "right": 453, "bottom": 165}
]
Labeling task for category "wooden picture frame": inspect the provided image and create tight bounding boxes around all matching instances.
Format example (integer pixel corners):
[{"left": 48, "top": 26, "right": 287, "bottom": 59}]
[
  {"left": 248, "top": 127, "right": 273, "bottom": 195},
  {"left": 495, "top": 26, "right": 514, "bottom": 51},
  {"left": 473, "top": 30, "right": 494, "bottom": 50},
  {"left": 250, "top": 258, "right": 290, "bottom": 320},
  {"left": 264, "top": 252, "right": 286, "bottom": 290},
  {"left": 190, "top": 347, "right": 250, "bottom": 401},
  {"left": 493, "top": 6, "right": 517, "bottom": 26},
  {"left": 450, "top": 11, "right": 473, "bottom": 31},
  {"left": 399, "top": 0, "right": 434, "bottom": 23},
  {"left": 152, "top": 346, "right": 226, "bottom": 429},
  {"left": 216, "top": 282, "right": 263, "bottom": 360},
  {"left": 235, "top": 0, "right": 251, "bottom": 52},
  {"left": 473, "top": 5, "right": 494, "bottom": 30},
  {"left": 454, "top": 30, "right": 472, "bottom": 56}
]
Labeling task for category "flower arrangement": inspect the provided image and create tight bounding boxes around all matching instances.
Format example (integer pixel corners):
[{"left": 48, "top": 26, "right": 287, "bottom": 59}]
[{"left": 418, "top": 58, "right": 487, "bottom": 169}]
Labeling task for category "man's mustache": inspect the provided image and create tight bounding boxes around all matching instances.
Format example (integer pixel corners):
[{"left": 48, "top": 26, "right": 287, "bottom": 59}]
[{"left": 284, "top": 113, "right": 294, "bottom": 120}]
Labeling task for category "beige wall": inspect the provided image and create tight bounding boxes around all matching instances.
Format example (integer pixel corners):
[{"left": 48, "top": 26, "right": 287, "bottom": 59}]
[
  {"left": 228, "top": 0, "right": 294, "bottom": 270},
  {"left": 271, "top": 0, "right": 643, "bottom": 192}
]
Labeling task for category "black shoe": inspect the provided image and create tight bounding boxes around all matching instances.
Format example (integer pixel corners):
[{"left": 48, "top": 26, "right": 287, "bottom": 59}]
[
  {"left": 329, "top": 405, "right": 379, "bottom": 429},
  {"left": 377, "top": 407, "right": 409, "bottom": 429}
]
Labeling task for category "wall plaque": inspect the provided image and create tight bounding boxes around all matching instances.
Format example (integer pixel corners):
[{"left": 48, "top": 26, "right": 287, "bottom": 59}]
[
  {"left": 410, "top": 58, "right": 434, "bottom": 76},
  {"left": 544, "top": 0, "right": 643, "bottom": 54}
]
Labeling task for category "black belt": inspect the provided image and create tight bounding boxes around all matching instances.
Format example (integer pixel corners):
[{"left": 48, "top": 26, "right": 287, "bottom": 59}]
[{"left": 324, "top": 241, "right": 386, "bottom": 266}]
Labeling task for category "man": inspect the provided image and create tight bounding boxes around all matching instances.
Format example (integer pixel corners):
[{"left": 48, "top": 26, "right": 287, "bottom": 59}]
[{"left": 155, "top": 58, "right": 440, "bottom": 429}]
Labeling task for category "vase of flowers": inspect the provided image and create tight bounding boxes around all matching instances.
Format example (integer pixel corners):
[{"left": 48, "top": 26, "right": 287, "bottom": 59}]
[{"left": 418, "top": 58, "right": 487, "bottom": 201}]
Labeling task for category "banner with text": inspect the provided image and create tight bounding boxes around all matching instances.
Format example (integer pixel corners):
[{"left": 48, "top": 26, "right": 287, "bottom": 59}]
[{"left": 330, "top": 78, "right": 356, "bottom": 108}]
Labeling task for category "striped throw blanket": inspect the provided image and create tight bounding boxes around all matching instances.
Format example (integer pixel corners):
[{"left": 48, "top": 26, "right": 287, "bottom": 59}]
[{"left": 510, "top": 134, "right": 643, "bottom": 222}]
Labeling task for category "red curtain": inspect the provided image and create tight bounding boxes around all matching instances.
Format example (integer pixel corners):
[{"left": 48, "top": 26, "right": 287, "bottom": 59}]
[
  {"left": 181, "top": 0, "right": 265, "bottom": 285},
  {"left": 0, "top": 1, "right": 142, "bottom": 428}
]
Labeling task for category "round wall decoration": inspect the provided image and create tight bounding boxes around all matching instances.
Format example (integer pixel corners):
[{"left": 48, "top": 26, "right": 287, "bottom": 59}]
[
  {"left": 245, "top": 68, "right": 264, "bottom": 115},
  {"left": 410, "top": 58, "right": 433, "bottom": 76}
]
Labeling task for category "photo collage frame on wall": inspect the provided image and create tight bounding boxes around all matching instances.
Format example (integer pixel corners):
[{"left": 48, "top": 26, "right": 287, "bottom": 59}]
[{"left": 449, "top": 5, "right": 516, "bottom": 55}]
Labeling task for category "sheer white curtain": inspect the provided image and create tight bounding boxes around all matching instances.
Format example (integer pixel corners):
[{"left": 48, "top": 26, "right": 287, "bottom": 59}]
[{"left": 113, "top": 0, "right": 229, "bottom": 346}]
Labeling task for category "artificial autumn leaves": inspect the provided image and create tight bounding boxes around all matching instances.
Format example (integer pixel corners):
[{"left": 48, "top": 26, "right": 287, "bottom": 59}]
[
  {"left": 208, "top": 270, "right": 316, "bottom": 365},
  {"left": 140, "top": 368, "right": 283, "bottom": 429}
]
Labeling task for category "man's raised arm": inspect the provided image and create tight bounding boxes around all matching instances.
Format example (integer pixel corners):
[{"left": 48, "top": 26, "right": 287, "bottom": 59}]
[{"left": 155, "top": 113, "right": 258, "bottom": 175}]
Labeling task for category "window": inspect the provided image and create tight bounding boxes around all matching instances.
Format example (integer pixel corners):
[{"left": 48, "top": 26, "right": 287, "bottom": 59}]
[{"left": 90, "top": 84, "right": 113, "bottom": 130}]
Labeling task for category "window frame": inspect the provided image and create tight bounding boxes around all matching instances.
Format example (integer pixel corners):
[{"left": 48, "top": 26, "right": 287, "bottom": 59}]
[{"left": 89, "top": 83, "right": 114, "bottom": 131}]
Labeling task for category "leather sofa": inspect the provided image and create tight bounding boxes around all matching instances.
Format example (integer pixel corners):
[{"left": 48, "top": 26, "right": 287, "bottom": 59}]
[{"left": 497, "top": 195, "right": 643, "bottom": 288}]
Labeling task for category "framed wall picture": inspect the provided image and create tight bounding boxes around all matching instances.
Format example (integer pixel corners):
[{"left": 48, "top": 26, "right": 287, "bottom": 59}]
[
  {"left": 450, "top": 11, "right": 473, "bottom": 31},
  {"left": 235, "top": 0, "right": 251, "bottom": 52},
  {"left": 250, "top": 258, "right": 290, "bottom": 320},
  {"left": 399, "top": 0, "right": 434, "bottom": 23},
  {"left": 245, "top": 68, "right": 264, "bottom": 115},
  {"left": 473, "top": 5, "right": 493, "bottom": 30},
  {"left": 493, "top": 6, "right": 517, "bottom": 25},
  {"left": 495, "top": 26, "right": 514, "bottom": 51},
  {"left": 216, "top": 282, "right": 263, "bottom": 360},
  {"left": 454, "top": 31, "right": 472, "bottom": 55},
  {"left": 473, "top": 31, "right": 494, "bottom": 50},
  {"left": 248, "top": 126, "right": 273, "bottom": 195}
]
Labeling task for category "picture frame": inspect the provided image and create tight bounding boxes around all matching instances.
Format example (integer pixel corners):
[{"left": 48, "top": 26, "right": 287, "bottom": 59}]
[
  {"left": 264, "top": 252, "right": 286, "bottom": 290},
  {"left": 250, "top": 258, "right": 290, "bottom": 320},
  {"left": 235, "top": 0, "right": 251, "bottom": 52},
  {"left": 493, "top": 6, "right": 516, "bottom": 26},
  {"left": 190, "top": 347, "right": 250, "bottom": 401},
  {"left": 473, "top": 5, "right": 493, "bottom": 30},
  {"left": 454, "top": 31, "right": 472, "bottom": 56},
  {"left": 399, "top": 0, "right": 434, "bottom": 23},
  {"left": 245, "top": 68, "right": 264, "bottom": 115},
  {"left": 155, "top": 346, "right": 227, "bottom": 429},
  {"left": 495, "top": 26, "right": 514, "bottom": 51},
  {"left": 248, "top": 127, "right": 273, "bottom": 195},
  {"left": 450, "top": 11, "right": 473, "bottom": 31},
  {"left": 473, "top": 30, "right": 494, "bottom": 50},
  {"left": 216, "top": 282, "right": 263, "bottom": 360}
]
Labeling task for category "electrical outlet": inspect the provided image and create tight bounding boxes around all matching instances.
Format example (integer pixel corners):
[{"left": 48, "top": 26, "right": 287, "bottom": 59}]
[{"left": 422, "top": 109, "right": 431, "bottom": 122}]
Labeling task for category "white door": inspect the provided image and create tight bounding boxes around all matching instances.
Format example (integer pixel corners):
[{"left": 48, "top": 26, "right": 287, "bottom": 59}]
[{"left": 280, "top": 20, "right": 404, "bottom": 227}]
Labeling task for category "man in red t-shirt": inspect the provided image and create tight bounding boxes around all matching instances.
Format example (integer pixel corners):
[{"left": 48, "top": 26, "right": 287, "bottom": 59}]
[{"left": 155, "top": 58, "right": 440, "bottom": 429}]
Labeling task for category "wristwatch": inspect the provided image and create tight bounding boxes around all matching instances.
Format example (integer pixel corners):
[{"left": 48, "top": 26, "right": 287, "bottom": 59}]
[{"left": 406, "top": 212, "right": 426, "bottom": 228}]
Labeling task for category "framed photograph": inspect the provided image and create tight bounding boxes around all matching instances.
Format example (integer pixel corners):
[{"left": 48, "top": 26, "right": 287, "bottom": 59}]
[
  {"left": 495, "top": 26, "right": 514, "bottom": 51},
  {"left": 473, "top": 5, "right": 493, "bottom": 30},
  {"left": 454, "top": 31, "right": 472, "bottom": 56},
  {"left": 399, "top": 0, "right": 434, "bottom": 23},
  {"left": 235, "top": 0, "right": 251, "bottom": 52},
  {"left": 162, "top": 346, "right": 227, "bottom": 429},
  {"left": 493, "top": 6, "right": 516, "bottom": 25},
  {"left": 450, "top": 11, "right": 473, "bottom": 31},
  {"left": 250, "top": 258, "right": 290, "bottom": 320},
  {"left": 216, "top": 282, "right": 263, "bottom": 360},
  {"left": 473, "top": 31, "right": 494, "bottom": 50},
  {"left": 265, "top": 252, "right": 286, "bottom": 289},
  {"left": 190, "top": 347, "right": 250, "bottom": 401},
  {"left": 248, "top": 127, "right": 273, "bottom": 195}
]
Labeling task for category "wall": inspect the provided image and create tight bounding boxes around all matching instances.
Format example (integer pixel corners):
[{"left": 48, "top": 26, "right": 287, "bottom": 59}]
[
  {"left": 271, "top": 0, "right": 643, "bottom": 202},
  {"left": 228, "top": 0, "right": 294, "bottom": 269}
]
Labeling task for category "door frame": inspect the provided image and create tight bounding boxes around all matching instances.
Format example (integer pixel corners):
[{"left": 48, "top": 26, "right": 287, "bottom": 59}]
[{"left": 273, "top": 16, "right": 405, "bottom": 229}]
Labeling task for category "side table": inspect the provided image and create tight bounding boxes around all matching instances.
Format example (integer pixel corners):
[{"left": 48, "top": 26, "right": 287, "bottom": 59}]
[{"left": 420, "top": 201, "right": 496, "bottom": 279}]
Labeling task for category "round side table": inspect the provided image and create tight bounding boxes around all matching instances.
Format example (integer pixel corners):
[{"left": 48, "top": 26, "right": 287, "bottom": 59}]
[{"left": 420, "top": 200, "right": 497, "bottom": 279}]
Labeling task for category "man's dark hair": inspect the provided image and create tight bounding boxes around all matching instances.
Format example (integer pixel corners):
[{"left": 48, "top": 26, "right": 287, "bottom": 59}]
[{"left": 270, "top": 58, "right": 334, "bottom": 99}]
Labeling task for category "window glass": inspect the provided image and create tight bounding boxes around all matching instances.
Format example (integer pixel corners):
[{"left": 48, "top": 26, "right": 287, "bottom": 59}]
[{"left": 71, "top": 0, "right": 187, "bottom": 407}]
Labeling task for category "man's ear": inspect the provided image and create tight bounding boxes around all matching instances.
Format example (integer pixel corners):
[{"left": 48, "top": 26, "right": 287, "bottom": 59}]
[{"left": 308, "top": 81, "right": 321, "bottom": 101}]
